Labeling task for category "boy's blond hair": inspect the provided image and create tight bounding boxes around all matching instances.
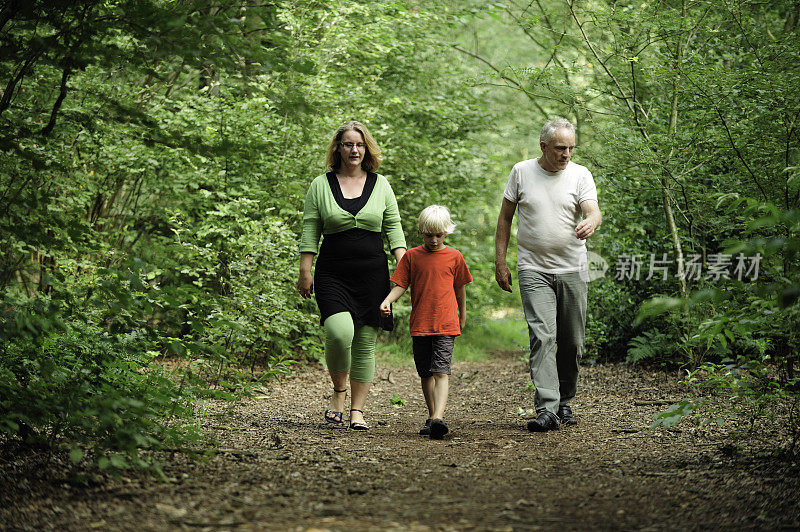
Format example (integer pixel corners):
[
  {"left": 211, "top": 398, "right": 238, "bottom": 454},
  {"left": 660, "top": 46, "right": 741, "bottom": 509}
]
[{"left": 418, "top": 205, "right": 456, "bottom": 234}]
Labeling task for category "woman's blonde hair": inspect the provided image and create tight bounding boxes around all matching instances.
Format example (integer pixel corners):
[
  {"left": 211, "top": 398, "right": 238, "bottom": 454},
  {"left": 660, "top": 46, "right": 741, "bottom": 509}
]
[
  {"left": 325, "top": 120, "right": 382, "bottom": 172},
  {"left": 418, "top": 205, "right": 456, "bottom": 234}
]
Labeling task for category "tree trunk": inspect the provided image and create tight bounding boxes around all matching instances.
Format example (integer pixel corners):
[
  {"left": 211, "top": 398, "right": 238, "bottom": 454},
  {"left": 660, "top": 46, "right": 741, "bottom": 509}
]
[{"left": 666, "top": 0, "right": 687, "bottom": 298}]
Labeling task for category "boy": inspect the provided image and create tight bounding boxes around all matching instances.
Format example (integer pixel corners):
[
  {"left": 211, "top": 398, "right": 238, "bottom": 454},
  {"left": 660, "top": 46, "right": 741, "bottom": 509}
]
[{"left": 380, "top": 205, "right": 472, "bottom": 439}]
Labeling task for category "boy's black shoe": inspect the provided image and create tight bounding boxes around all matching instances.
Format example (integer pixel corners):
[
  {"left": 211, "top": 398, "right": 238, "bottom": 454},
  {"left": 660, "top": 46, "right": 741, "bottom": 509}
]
[
  {"left": 429, "top": 418, "right": 449, "bottom": 440},
  {"left": 527, "top": 411, "right": 560, "bottom": 432},
  {"left": 419, "top": 418, "right": 432, "bottom": 435},
  {"left": 557, "top": 404, "right": 577, "bottom": 425}
]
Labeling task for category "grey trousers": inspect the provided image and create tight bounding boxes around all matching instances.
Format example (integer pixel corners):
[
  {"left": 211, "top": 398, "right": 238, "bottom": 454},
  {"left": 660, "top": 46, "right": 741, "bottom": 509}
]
[{"left": 518, "top": 269, "right": 587, "bottom": 415}]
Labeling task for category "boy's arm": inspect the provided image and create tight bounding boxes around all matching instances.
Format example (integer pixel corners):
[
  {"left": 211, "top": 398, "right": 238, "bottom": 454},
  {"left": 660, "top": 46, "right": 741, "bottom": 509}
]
[
  {"left": 380, "top": 285, "right": 407, "bottom": 316},
  {"left": 455, "top": 284, "right": 467, "bottom": 330}
]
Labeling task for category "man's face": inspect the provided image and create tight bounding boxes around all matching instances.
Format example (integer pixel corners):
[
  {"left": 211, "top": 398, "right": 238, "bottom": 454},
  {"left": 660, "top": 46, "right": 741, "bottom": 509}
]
[{"left": 539, "top": 128, "right": 575, "bottom": 172}]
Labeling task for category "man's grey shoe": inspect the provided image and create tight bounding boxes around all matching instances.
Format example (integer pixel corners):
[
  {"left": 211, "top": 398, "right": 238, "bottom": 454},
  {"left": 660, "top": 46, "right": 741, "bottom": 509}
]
[
  {"left": 429, "top": 418, "right": 449, "bottom": 440},
  {"left": 527, "top": 411, "right": 560, "bottom": 432},
  {"left": 557, "top": 404, "right": 577, "bottom": 425},
  {"left": 419, "top": 418, "right": 432, "bottom": 435}
]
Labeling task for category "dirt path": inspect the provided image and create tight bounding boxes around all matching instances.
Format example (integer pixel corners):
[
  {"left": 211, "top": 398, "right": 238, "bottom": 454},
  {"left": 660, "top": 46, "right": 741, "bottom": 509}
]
[{"left": 2, "top": 352, "right": 799, "bottom": 531}]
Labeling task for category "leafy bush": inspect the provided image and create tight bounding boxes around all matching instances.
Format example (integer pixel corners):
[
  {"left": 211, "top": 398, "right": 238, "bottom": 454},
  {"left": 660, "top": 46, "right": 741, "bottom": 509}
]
[
  {"left": 653, "top": 359, "right": 799, "bottom": 457},
  {"left": 0, "top": 309, "right": 199, "bottom": 476},
  {"left": 627, "top": 329, "right": 681, "bottom": 366},
  {"left": 643, "top": 197, "right": 799, "bottom": 455},
  {"left": 587, "top": 277, "right": 642, "bottom": 362},
  {"left": 158, "top": 199, "right": 320, "bottom": 382}
]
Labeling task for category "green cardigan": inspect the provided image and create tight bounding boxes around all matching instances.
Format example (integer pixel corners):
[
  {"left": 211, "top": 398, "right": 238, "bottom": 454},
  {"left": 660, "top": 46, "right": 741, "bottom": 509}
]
[{"left": 299, "top": 173, "right": 407, "bottom": 254}]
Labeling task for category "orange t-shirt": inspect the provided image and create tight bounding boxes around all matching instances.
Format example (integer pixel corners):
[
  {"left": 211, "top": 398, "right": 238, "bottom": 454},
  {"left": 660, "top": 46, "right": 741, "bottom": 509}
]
[{"left": 390, "top": 245, "right": 473, "bottom": 336}]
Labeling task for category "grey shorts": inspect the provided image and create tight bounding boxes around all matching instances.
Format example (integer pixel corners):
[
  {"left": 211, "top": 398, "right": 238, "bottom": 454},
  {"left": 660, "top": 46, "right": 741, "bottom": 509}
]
[{"left": 412, "top": 335, "right": 455, "bottom": 378}]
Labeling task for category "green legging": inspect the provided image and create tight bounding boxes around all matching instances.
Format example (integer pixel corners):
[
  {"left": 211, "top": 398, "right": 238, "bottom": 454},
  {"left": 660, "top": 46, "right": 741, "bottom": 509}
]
[{"left": 324, "top": 311, "right": 378, "bottom": 383}]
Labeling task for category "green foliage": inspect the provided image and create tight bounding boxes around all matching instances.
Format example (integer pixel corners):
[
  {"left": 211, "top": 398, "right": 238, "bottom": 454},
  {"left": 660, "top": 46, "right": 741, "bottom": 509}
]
[
  {"left": 651, "top": 400, "right": 696, "bottom": 429},
  {"left": 389, "top": 394, "right": 407, "bottom": 408},
  {"left": 653, "top": 358, "right": 799, "bottom": 456},
  {"left": 586, "top": 277, "right": 642, "bottom": 362},
  {"left": 162, "top": 203, "right": 319, "bottom": 381},
  {"left": 0, "top": 316, "right": 200, "bottom": 475},
  {"left": 686, "top": 360, "right": 797, "bottom": 427},
  {"left": 639, "top": 198, "right": 799, "bottom": 450},
  {"left": 627, "top": 329, "right": 679, "bottom": 366}
]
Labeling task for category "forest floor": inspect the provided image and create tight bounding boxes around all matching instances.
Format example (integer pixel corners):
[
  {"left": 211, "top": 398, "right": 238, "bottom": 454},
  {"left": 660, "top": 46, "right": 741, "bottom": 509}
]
[{"left": 2, "top": 350, "right": 799, "bottom": 531}]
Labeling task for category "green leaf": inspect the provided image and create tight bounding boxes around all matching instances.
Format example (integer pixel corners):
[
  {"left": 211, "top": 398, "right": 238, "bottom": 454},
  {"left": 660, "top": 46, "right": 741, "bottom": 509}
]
[
  {"left": 389, "top": 394, "right": 406, "bottom": 407},
  {"left": 109, "top": 454, "right": 128, "bottom": 469},
  {"left": 651, "top": 400, "right": 695, "bottom": 429},
  {"left": 166, "top": 340, "right": 186, "bottom": 356},
  {"left": 634, "top": 297, "right": 684, "bottom": 326},
  {"left": 69, "top": 448, "right": 83, "bottom": 464}
]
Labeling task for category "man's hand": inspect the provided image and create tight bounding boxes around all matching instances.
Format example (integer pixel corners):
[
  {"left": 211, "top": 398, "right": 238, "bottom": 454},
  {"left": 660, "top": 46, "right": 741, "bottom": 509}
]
[
  {"left": 495, "top": 263, "right": 513, "bottom": 292},
  {"left": 575, "top": 217, "right": 599, "bottom": 240},
  {"left": 576, "top": 199, "right": 602, "bottom": 240},
  {"left": 494, "top": 198, "right": 517, "bottom": 292}
]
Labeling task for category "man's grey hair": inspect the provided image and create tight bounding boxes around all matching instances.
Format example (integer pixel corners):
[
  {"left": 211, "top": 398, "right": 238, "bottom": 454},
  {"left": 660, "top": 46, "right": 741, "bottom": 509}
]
[{"left": 540, "top": 118, "right": 575, "bottom": 144}]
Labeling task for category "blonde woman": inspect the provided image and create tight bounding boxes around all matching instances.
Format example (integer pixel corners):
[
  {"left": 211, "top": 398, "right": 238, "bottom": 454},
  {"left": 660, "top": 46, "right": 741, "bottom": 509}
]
[{"left": 297, "top": 120, "right": 406, "bottom": 430}]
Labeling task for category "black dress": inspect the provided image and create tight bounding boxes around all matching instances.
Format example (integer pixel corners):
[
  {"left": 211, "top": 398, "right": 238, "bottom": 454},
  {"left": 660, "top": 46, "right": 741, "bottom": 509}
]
[{"left": 314, "top": 172, "right": 394, "bottom": 331}]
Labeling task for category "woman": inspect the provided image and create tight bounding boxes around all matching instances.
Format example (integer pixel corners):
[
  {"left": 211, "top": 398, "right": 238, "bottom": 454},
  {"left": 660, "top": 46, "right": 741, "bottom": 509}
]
[{"left": 297, "top": 120, "right": 406, "bottom": 430}]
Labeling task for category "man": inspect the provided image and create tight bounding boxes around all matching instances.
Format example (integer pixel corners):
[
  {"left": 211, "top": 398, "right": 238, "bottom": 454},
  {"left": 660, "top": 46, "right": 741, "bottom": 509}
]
[{"left": 494, "top": 118, "right": 602, "bottom": 432}]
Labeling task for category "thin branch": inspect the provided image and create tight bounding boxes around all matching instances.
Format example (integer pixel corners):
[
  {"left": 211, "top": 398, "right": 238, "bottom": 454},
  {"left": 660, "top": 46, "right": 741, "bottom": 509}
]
[
  {"left": 505, "top": 4, "right": 568, "bottom": 76},
  {"left": 452, "top": 45, "right": 547, "bottom": 116},
  {"left": 785, "top": 108, "right": 800, "bottom": 209},
  {"left": 0, "top": 0, "right": 20, "bottom": 33},
  {"left": 564, "top": 0, "right": 651, "bottom": 143},
  {"left": 41, "top": 58, "right": 72, "bottom": 136},
  {"left": 715, "top": 108, "right": 768, "bottom": 202},
  {"left": 631, "top": 59, "right": 638, "bottom": 124},
  {"left": 0, "top": 50, "right": 43, "bottom": 116},
  {"left": 531, "top": 0, "right": 570, "bottom": 74},
  {"left": 724, "top": 0, "right": 764, "bottom": 68},
  {"left": 681, "top": 60, "right": 770, "bottom": 203},
  {"left": 505, "top": 6, "right": 548, "bottom": 50}
]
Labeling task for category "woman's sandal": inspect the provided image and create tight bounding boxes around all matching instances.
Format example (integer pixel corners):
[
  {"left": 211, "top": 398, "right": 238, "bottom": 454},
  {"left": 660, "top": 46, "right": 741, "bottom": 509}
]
[
  {"left": 324, "top": 388, "right": 347, "bottom": 424},
  {"left": 349, "top": 409, "right": 369, "bottom": 431}
]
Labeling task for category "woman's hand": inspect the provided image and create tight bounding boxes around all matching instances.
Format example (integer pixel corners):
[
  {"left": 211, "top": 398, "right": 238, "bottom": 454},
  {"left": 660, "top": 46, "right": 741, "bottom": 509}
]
[
  {"left": 297, "top": 252, "right": 315, "bottom": 299},
  {"left": 297, "top": 270, "right": 313, "bottom": 299},
  {"left": 379, "top": 299, "right": 392, "bottom": 317}
]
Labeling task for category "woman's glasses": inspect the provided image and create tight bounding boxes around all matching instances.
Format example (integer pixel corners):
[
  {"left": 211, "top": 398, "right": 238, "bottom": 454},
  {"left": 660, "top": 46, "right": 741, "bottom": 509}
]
[{"left": 340, "top": 142, "right": 366, "bottom": 150}]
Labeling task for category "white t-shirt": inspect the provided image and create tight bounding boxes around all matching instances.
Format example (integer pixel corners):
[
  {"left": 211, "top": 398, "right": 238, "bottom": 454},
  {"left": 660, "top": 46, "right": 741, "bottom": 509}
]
[{"left": 503, "top": 158, "right": 598, "bottom": 274}]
